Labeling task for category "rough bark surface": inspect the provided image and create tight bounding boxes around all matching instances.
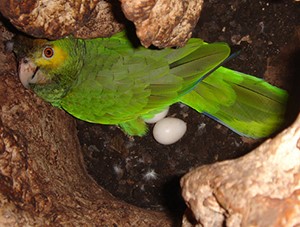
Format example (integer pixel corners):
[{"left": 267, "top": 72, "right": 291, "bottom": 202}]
[
  {"left": 0, "top": 22, "right": 172, "bottom": 226},
  {"left": 0, "top": 0, "right": 203, "bottom": 47},
  {"left": 181, "top": 114, "right": 300, "bottom": 227},
  {"left": 0, "top": 0, "right": 123, "bottom": 39},
  {"left": 120, "top": 0, "right": 204, "bottom": 47}
]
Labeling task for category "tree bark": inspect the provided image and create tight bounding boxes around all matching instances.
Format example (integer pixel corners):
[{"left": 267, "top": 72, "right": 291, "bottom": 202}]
[
  {"left": 181, "top": 115, "right": 300, "bottom": 227},
  {"left": 0, "top": 0, "right": 123, "bottom": 39},
  {"left": 120, "top": 0, "right": 204, "bottom": 47},
  {"left": 0, "top": 0, "right": 203, "bottom": 47}
]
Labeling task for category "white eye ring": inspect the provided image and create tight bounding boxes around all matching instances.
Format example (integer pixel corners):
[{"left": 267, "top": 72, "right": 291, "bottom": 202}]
[{"left": 42, "top": 46, "right": 54, "bottom": 59}]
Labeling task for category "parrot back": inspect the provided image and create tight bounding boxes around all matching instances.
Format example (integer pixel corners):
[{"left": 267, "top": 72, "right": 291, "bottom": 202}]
[{"left": 60, "top": 35, "right": 230, "bottom": 126}]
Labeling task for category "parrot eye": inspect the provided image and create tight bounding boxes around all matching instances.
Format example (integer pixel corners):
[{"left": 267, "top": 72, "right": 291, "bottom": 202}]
[{"left": 42, "top": 47, "right": 54, "bottom": 59}]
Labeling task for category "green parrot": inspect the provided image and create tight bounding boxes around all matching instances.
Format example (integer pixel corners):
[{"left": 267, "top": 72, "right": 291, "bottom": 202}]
[{"left": 15, "top": 32, "right": 287, "bottom": 138}]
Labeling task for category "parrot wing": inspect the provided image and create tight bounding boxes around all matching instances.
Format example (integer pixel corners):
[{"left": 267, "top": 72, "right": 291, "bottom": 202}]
[{"left": 60, "top": 35, "right": 230, "bottom": 135}]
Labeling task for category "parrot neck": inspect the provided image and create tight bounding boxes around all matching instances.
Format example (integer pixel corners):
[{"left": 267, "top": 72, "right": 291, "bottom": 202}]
[{"left": 32, "top": 82, "right": 72, "bottom": 107}]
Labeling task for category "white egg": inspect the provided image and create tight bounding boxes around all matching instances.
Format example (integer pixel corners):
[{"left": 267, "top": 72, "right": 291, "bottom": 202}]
[
  {"left": 144, "top": 107, "right": 169, "bottom": 124},
  {"left": 153, "top": 117, "right": 187, "bottom": 145}
]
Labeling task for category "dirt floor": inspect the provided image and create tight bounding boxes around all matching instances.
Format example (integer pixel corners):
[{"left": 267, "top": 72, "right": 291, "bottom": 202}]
[{"left": 77, "top": 0, "right": 300, "bottom": 219}]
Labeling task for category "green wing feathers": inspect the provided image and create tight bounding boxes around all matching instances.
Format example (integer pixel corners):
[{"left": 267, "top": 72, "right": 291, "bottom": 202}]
[
  {"left": 170, "top": 42, "right": 231, "bottom": 95},
  {"left": 62, "top": 37, "right": 231, "bottom": 130},
  {"left": 180, "top": 66, "right": 288, "bottom": 138},
  {"left": 63, "top": 35, "right": 287, "bottom": 138}
]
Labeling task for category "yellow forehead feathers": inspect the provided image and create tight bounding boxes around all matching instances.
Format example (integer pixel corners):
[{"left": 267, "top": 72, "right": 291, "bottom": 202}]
[{"left": 35, "top": 45, "right": 68, "bottom": 69}]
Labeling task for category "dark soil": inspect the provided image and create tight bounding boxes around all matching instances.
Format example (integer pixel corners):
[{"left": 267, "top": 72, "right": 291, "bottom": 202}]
[{"left": 78, "top": 0, "right": 299, "bottom": 221}]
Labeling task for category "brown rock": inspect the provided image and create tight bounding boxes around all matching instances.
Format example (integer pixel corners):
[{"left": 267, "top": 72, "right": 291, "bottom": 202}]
[
  {"left": 0, "top": 0, "right": 203, "bottom": 47},
  {"left": 73, "top": 1, "right": 125, "bottom": 39},
  {"left": 120, "top": 0, "right": 204, "bottom": 48},
  {"left": 181, "top": 114, "right": 300, "bottom": 226},
  {"left": 0, "top": 1, "right": 123, "bottom": 39}
]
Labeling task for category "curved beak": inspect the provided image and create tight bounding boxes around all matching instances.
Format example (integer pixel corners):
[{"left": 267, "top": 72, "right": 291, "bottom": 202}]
[
  {"left": 18, "top": 58, "right": 39, "bottom": 88},
  {"left": 18, "top": 57, "right": 50, "bottom": 89}
]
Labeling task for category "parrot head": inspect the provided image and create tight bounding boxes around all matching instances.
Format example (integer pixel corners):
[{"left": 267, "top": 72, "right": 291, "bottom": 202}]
[{"left": 13, "top": 36, "right": 85, "bottom": 105}]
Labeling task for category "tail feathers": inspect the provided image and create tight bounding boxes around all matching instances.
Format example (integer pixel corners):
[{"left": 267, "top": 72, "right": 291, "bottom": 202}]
[{"left": 179, "top": 66, "right": 288, "bottom": 138}]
